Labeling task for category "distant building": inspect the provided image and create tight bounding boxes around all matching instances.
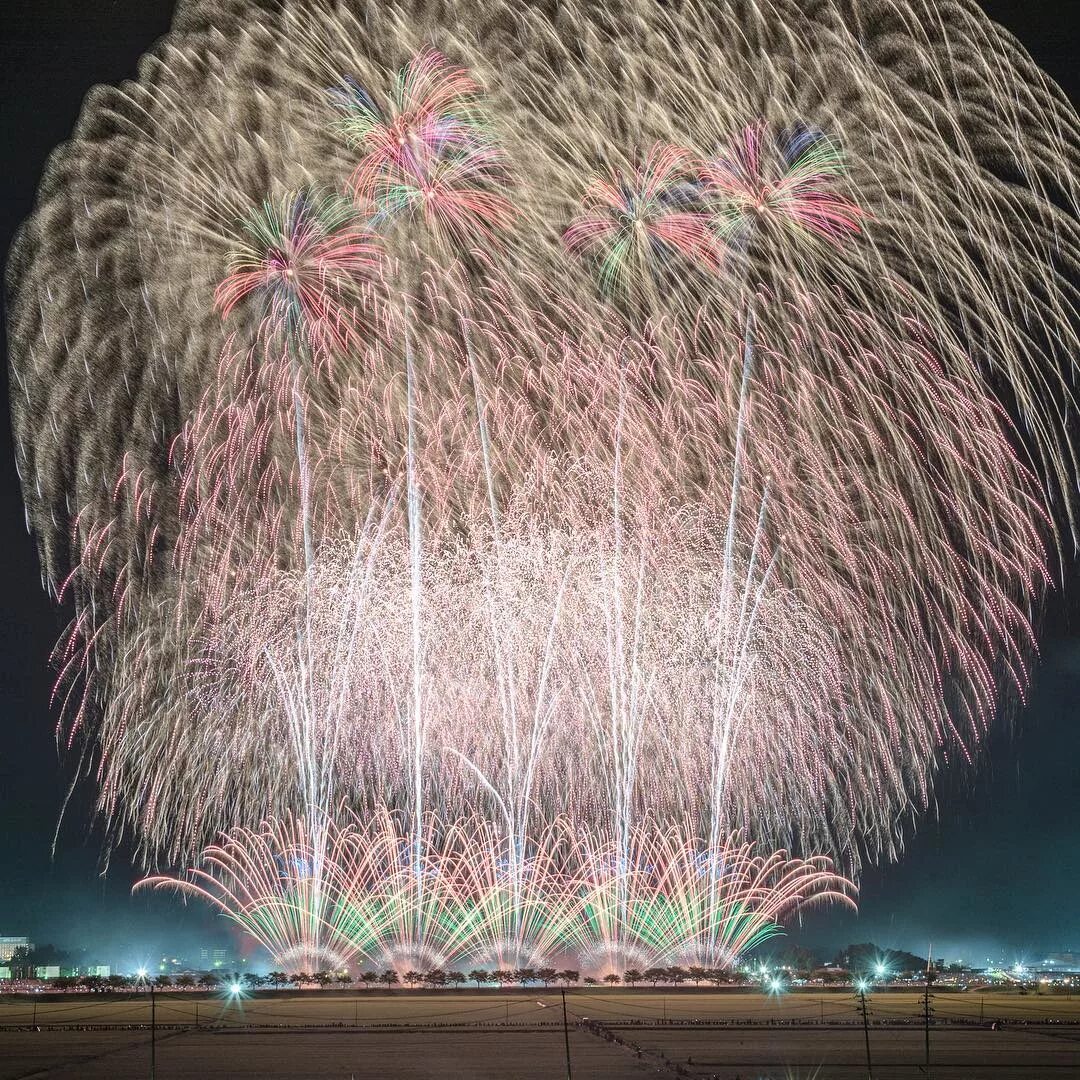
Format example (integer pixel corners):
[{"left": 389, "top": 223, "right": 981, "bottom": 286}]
[
  {"left": 0, "top": 967, "right": 11, "bottom": 980},
  {"left": 199, "top": 947, "right": 240, "bottom": 969},
  {"left": 1040, "top": 952, "right": 1080, "bottom": 973},
  {"left": 0, "top": 937, "right": 31, "bottom": 963},
  {"left": 82, "top": 965, "right": 111, "bottom": 978},
  {"left": 35, "top": 966, "right": 61, "bottom": 980}
]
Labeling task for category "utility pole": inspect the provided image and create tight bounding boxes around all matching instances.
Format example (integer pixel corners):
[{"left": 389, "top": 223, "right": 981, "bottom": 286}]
[
  {"left": 856, "top": 983, "right": 873, "bottom": 1080},
  {"left": 560, "top": 989, "right": 574, "bottom": 1080},
  {"left": 922, "top": 950, "right": 933, "bottom": 1079},
  {"left": 150, "top": 982, "right": 157, "bottom": 1080}
]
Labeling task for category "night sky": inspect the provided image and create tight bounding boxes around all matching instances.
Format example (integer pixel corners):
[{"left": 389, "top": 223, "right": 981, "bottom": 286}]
[{"left": 1, "top": 1, "right": 1077, "bottom": 972}]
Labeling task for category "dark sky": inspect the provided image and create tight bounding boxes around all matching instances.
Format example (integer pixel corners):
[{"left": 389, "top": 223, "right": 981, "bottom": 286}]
[{"left": 1, "top": 1, "right": 1077, "bottom": 972}]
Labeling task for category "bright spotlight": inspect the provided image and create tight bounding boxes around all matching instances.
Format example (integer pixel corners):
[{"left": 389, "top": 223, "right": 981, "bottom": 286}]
[
  {"left": 855, "top": 979, "right": 869, "bottom": 993},
  {"left": 230, "top": 982, "right": 242, "bottom": 995}
]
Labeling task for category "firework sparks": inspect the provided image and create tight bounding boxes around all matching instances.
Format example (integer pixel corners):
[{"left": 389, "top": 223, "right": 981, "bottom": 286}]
[
  {"left": 699, "top": 122, "right": 867, "bottom": 250},
  {"left": 564, "top": 143, "right": 718, "bottom": 298},
  {"left": 6, "top": 0, "right": 1078, "bottom": 969},
  {"left": 332, "top": 49, "right": 514, "bottom": 245},
  {"left": 139, "top": 811, "right": 854, "bottom": 973},
  {"left": 214, "top": 190, "right": 382, "bottom": 364}
]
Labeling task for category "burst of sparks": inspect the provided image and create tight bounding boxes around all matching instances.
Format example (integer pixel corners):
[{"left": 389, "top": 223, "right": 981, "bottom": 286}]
[
  {"left": 331, "top": 49, "right": 513, "bottom": 245},
  {"left": 699, "top": 122, "right": 868, "bottom": 250},
  {"left": 563, "top": 144, "right": 720, "bottom": 297},
  {"left": 213, "top": 190, "right": 382, "bottom": 364},
  {"left": 11, "top": 11, "right": 1076, "bottom": 976},
  {"left": 139, "top": 811, "right": 854, "bottom": 974}
]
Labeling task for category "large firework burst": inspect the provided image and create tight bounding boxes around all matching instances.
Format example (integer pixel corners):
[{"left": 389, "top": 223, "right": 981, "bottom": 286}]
[{"left": 6, "top": 0, "right": 1078, "bottom": 967}]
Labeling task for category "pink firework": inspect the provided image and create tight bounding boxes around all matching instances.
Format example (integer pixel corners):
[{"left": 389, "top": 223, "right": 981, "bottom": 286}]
[
  {"left": 699, "top": 122, "right": 867, "bottom": 249},
  {"left": 331, "top": 49, "right": 483, "bottom": 192},
  {"left": 213, "top": 190, "right": 383, "bottom": 365},
  {"left": 370, "top": 136, "right": 515, "bottom": 246},
  {"left": 564, "top": 143, "right": 719, "bottom": 297},
  {"left": 332, "top": 49, "right": 513, "bottom": 244}
]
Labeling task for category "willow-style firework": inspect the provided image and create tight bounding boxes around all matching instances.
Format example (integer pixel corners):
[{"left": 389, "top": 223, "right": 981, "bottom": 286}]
[{"left": 6, "top": 0, "right": 1078, "bottom": 971}]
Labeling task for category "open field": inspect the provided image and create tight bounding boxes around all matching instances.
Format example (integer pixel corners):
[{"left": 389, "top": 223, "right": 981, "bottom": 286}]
[
  {"left": 1, "top": 990, "right": 1078, "bottom": 1078},
  {"left": 3, "top": 988, "right": 1079, "bottom": 1028}
]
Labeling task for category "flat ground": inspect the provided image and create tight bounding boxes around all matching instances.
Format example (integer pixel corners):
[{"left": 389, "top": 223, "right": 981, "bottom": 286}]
[{"left": 0, "top": 989, "right": 1077, "bottom": 1078}]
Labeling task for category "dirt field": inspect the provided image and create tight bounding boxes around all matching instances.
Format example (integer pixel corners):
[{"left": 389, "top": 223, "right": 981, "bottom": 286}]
[{"left": 0, "top": 989, "right": 1077, "bottom": 1078}]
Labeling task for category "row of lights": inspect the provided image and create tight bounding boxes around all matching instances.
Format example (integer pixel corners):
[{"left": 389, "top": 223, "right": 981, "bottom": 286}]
[
  {"left": 136, "top": 967, "right": 243, "bottom": 997},
  {"left": 758, "top": 959, "right": 891, "bottom": 996}
]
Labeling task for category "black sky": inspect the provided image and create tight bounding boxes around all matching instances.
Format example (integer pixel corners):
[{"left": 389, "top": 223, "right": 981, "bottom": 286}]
[{"left": 1, "top": 1, "right": 1077, "bottom": 970}]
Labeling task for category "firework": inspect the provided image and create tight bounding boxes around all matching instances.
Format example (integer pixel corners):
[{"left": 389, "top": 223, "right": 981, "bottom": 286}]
[
  {"left": 213, "top": 190, "right": 381, "bottom": 362},
  {"left": 6, "top": 0, "right": 1078, "bottom": 966},
  {"left": 332, "top": 49, "right": 514, "bottom": 245},
  {"left": 89, "top": 274, "right": 1047, "bottom": 871},
  {"left": 564, "top": 143, "right": 718, "bottom": 298},
  {"left": 139, "top": 810, "right": 853, "bottom": 973},
  {"left": 699, "top": 122, "right": 867, "bottom": 251}
]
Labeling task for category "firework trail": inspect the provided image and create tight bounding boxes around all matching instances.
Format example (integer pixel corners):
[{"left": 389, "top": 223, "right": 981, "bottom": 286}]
[{"left": 5, "top": 0, "right": 1078, "bottom": 965}]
